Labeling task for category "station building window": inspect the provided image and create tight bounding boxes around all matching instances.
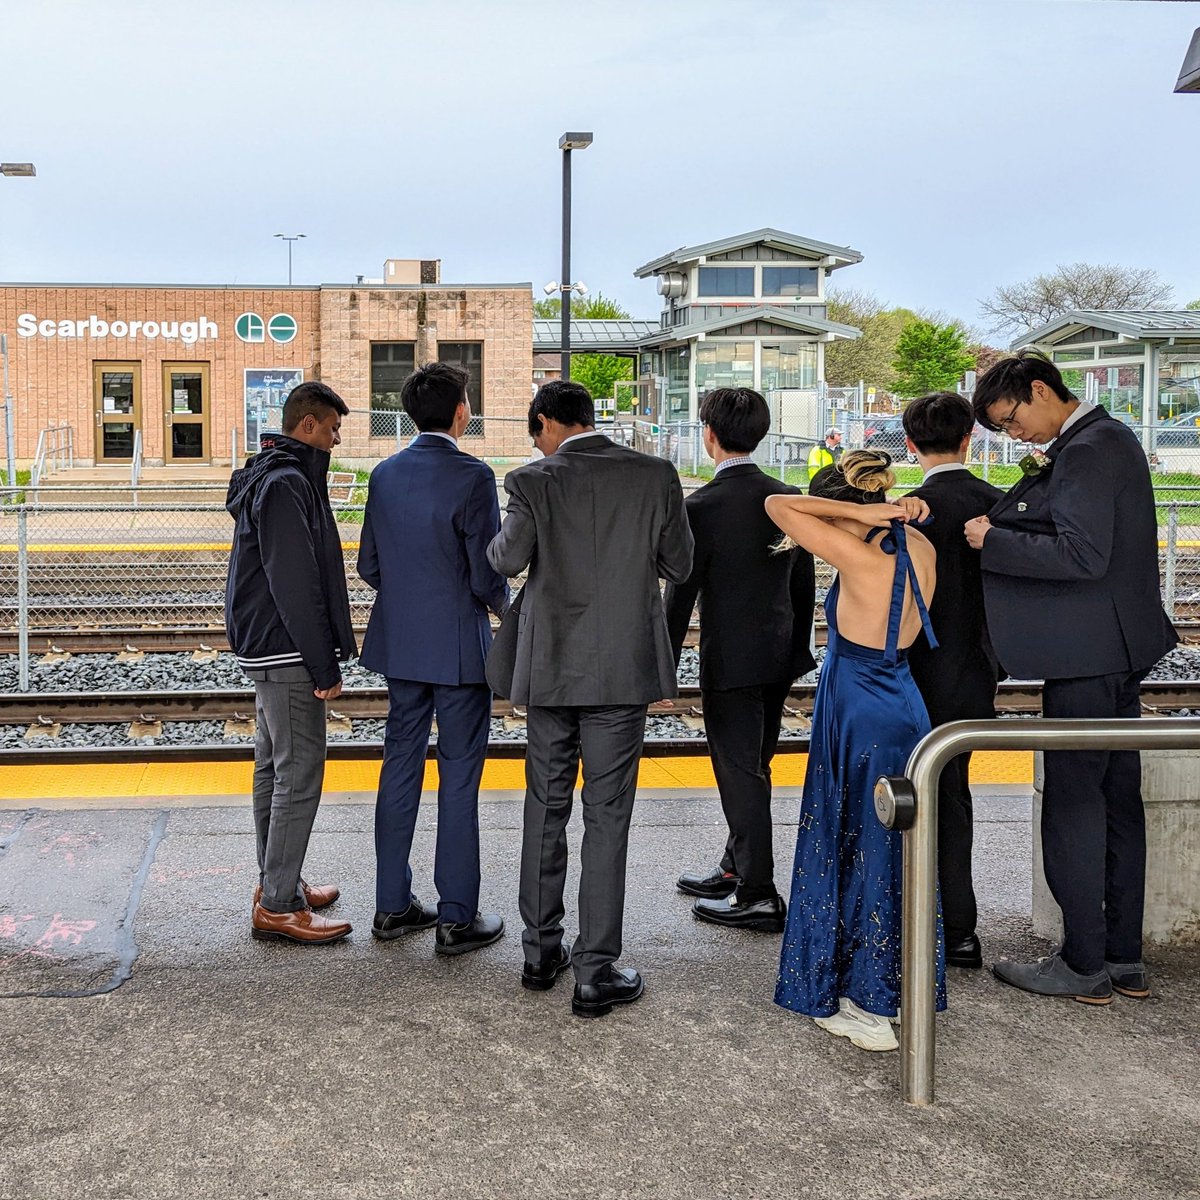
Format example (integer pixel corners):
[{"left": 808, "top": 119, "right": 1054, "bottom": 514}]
[
  {"left": 695, "top": 341, "right": 755, "bottom": 393},
  {"left": 438, "top": 341, "right": 484, "bottom": 433},
  {"left": 762, "top": 267, "right": 819, "bottom": 297},
  {"left": 665, "top": 346, "right": 691, "bottom": 420},
  {"left": 370, "top": 342, "right": 416, "bottom": 436},
  {"left": 697, "top": 266, "right": 754, "bottom": 297},
  {"left": 761, "top": 343, "right": 817, "bottom": 390}
]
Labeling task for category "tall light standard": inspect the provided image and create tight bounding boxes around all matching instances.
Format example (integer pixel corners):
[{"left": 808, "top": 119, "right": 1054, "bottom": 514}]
[
  {"left": 555, "top": 132, "right": 592, "bottom": 381},
  {"left": 2, "top": 161, "right": 36, "bottom": 487},
  {"left": 274, "top": 232, "right": 306, "bottom": 285}
]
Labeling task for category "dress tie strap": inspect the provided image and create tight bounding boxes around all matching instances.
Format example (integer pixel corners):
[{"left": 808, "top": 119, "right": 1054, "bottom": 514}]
[{"left": 866, "top": 519, "right": 938, "bottom": 664}]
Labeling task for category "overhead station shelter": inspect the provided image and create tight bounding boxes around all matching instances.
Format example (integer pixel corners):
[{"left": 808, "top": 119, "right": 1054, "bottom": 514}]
[{"left": 1014, "top": 310, "right": 1200, "bottom": 430}]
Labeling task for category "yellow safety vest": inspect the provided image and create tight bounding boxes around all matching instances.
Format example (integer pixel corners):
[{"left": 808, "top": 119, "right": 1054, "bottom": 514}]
[{"left": 807, "top": 444, "right": 834, "bottom": 477}]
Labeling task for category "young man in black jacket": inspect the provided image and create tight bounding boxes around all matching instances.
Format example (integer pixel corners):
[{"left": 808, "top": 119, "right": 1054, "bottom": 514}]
[
  {"left": 665, "top": 388, "right": 816, "bottom": 932},
  {"left": 903, "top": 392, "right": 1003, "bottom": 969},
  {"left": 225, "top": 381, "right": 357, "bottom": 945}
]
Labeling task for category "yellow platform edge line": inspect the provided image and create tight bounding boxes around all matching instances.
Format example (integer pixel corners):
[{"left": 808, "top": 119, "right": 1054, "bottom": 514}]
[{"left": 0, "top": 750, "right": 1034, "bottom": 801}]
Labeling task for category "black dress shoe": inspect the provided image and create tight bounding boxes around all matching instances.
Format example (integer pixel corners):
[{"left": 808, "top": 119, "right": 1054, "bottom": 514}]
[
  {"left": 572, "top": 966, "right": 644, "bottom": 1018},
  {"left": 522, "top": 942, "right": 573, "bottom": 992},
  {"left": 434, "top": 911, "right": 504, "bottom": 956},
  {"left": 372, "top": 897, "right": 438, "bottom": 939},
  {"left": 677, "top": 866, "right": 739, "bottom": 899},
  {"left": 692, "top": 893, "right": 786, "bottom": 933},
  {"left": 945, "top": 933, "right": 983, "bottom": 969}
]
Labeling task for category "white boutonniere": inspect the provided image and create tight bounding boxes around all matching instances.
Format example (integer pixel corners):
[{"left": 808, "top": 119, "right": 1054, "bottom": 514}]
[{"left": 1019, "top": 449, "right": 1051, "bottom": 477}]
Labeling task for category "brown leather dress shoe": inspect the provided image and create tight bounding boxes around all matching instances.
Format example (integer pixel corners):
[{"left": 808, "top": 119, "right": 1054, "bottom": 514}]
[
  {"left": 253, "top": 882, "right": 340, "bottom": 911},
  {"left": 251, "top": 903, "right": 352, "bottom": 944}
]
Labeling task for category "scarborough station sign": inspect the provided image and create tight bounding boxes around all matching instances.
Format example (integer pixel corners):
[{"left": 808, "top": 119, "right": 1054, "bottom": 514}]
[{"left": 16, "top": 312, "right": 298, "bottom": 345}]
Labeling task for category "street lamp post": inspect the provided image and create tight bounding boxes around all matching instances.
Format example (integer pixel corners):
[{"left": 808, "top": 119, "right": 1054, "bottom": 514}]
[
  {"left": 557, "top": 133, "right": 592, "bottom": 381},
  {"left": 274, "top": 233, "right": 306, "bottom": 285},
  {"left": 2, "top": 161, "right": 36, "bottom": 487}
]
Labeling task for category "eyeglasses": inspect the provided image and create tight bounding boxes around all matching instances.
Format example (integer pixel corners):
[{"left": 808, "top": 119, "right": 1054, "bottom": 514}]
[{"left": 995, "top": 400, "right": 1023, "bottom": 432}]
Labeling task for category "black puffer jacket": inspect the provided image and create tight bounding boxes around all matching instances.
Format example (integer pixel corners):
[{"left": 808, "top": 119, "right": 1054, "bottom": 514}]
[{"left": 224, "top": 434, "right": 356, "bottom": 689}]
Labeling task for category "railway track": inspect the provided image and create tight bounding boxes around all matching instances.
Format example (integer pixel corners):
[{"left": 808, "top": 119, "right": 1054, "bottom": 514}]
[{"left": 5, "top": 678, "right": 1199, "bottom": 728}]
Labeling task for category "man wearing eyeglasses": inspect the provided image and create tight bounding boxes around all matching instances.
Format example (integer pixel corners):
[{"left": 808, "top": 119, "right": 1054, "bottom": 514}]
[{"left": 965, "top": 351, "right": 1176, "bottom": 1006}]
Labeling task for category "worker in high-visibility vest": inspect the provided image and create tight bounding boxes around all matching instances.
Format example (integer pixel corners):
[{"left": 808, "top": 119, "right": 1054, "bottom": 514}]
[{"left": 806, "top": 426, "right": 843, "bottom": 479}]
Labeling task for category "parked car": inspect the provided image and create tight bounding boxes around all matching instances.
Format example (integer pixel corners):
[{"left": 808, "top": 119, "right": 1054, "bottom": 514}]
[
  {"left": 862, "top": 414, "right": 907, "bottom": 454},
  {"left": 1154, "top": 410, "right": 1200, "bottom": 449}
]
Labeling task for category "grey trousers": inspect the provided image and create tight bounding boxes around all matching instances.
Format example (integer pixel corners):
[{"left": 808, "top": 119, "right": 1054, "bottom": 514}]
[
  {"left": 520, "top": 704, "right": 647, "bottom": 985},
  {"left": 249, "top": 665, "right": 327, "bottom": 914}
]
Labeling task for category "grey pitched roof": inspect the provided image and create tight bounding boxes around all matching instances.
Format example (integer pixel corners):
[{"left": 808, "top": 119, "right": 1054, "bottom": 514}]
[
  {"left": 636, "top": 306, "right": 861, "bottom": 347},
  {"left": 633, "top": 228, "right": 863, "bottom": 278},
  {"left": 532, "top": 319, "right": 658, "bottom": 352},
  {"left": 1014, "top": 310, "right": 1200, "bottom": 348}
]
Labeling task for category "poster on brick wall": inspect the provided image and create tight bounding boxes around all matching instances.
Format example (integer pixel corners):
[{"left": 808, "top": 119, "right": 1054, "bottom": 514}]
[{"left": 244, "top": 369, "right": 304, "bottom": 452}]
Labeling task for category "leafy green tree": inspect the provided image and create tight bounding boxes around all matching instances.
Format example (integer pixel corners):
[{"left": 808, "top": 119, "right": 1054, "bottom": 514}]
[
  {"left": 532, "top": 291, "right": 635, "bottom": 402},
  {"left": 1187, "top": 298, "right": 1200, "bottom": 311},
  {"left": 891, "top": 320, "right": 976, "bottom": 397},
  {"left": 824, "top": 290, "right": 923, "bottom": 392}
]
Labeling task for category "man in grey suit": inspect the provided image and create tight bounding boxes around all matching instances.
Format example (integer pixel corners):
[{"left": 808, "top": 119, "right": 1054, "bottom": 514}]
[{"left": 487, "top": 380, "right": 694, "bottom": 1018}]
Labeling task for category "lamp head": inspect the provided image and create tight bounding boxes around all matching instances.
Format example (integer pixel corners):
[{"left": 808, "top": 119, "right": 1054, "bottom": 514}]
[
  {"left": 543, "top": 281, "right": 560, "bottom": 296},
  {"left": 558, "top": 132, "right": 594, "bottom": 150},
  {"left": 572, "top": 281, "right": 588, "bottom": 297},
  {"left": 0, "top": 163, "right": 36, "bottom": 177}
]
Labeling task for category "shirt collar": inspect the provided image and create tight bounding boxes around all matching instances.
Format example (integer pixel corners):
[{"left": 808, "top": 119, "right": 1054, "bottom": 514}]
[
  {"left": 921, "top": 462, "right": 969, "bottom": 482},
  {"left": 715, "top": 455, "right": 755, "bottom": 474},
  {"left": 419, "top": 431, "right": 458, "bottom": 446},
  {"left": 559, "top": 430, "right": 604, "bottom": 450},
  {"left": 1056, "top": 400, "right": 1095, "bottom": 439}
]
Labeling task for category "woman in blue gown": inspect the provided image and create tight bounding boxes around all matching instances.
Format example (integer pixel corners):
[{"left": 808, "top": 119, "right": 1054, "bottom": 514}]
[{"left": 766, "top": 450, "right": 946, "bottom": 1052}]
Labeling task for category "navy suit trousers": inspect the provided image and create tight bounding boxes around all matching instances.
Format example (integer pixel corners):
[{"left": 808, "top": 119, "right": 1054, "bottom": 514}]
[
  {"left": 1041, "top": 669, "right": 1148, "bottom": 973},
  {"left": 375, "top": 678, "right": 491, "bottom": 924}
]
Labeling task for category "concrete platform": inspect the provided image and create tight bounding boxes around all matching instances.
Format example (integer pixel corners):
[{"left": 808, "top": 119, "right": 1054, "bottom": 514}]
[{"left": 1, "top": 787, "right": 1197, "bottom": 1199}]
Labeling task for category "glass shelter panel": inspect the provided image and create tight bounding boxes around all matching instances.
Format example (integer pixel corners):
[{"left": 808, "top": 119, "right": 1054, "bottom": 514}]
[{"left": 665, "top": 347, "right": 690, "bottom": 420}]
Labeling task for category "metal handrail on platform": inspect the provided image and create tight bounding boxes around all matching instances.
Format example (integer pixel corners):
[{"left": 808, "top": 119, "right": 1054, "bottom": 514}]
[{"left": 873, "top": 716, "right": 1200, "bottom": 1108}]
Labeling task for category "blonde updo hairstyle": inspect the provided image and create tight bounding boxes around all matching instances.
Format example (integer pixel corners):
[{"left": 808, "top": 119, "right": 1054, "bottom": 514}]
[{"left": 809, "top": 449, "right": 895, "bottom": 504}]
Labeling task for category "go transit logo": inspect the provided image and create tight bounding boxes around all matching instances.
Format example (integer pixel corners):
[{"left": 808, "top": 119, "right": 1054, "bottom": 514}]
[{"left": 235, "top": 312, "right": 298, "bottom": 344}]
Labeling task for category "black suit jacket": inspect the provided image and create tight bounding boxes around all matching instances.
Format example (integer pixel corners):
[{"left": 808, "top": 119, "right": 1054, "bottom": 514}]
[
  {"left": 664, "top": 463, "right": 816, "bottom": 691},
  {"left": 981, "top": 406, "right": 1177, "bottom": 681},
  {"left": 907, "top": 468, "right": 1005, "bottom": 724}
]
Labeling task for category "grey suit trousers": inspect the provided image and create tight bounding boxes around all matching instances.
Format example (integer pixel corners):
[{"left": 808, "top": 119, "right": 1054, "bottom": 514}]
[
  {"left": 520, "top": 704, "right": 647, "bottom": 984},
  {"left": 249, "top": 665, "right": 327, "bottom": 914}
]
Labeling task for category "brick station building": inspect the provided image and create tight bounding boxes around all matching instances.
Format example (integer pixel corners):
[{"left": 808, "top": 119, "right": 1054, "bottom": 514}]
[{"left": 0, "top": 265, "right": 533, "bottom": 471}]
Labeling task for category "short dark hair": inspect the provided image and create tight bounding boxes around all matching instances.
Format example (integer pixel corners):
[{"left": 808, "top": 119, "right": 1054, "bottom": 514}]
[
  {"left": 281, "top": 381, "right": 348, "bottom": 432},
  {"left": 528, "top": 379, "right": 594, "bottom": 437},
  {"left": 809, "top": 449, "right": 895, "bottom": 504},
  {"left": 973, "top": 350, "right": 1076, "bottom": 431},
  {"left": 400, "top": 362, "right": 469, "bottom": 432},
  {"left": 902, "top": 392, "right": 975, "bottom": 454},
  {"left": 699, "top": 387, "right": 770, "bottom": 453}
]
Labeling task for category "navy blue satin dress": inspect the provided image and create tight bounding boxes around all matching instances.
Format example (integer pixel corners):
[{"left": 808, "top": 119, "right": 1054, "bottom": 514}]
[{"left": 775, "top": 520, "right": 947, "bottom": 1019}]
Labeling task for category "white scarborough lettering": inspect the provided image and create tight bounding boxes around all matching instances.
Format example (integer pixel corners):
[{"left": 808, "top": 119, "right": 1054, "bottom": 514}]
[{"left": 14, "top": 312, "right": 218, "bottom": 340}]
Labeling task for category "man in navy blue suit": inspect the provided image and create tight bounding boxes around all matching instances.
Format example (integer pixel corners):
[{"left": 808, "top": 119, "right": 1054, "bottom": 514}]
[
  {"left": 358, "top": 362, "right": 510, "bottom": 956},
  {"left": 966, "top": 352, "right": 1176, "bottom": 1004}
]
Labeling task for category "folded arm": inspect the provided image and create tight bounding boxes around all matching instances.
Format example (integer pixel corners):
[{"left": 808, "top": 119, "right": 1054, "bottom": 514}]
[{"left": 464, "top": 469, "right": 510, "bottom": 617}]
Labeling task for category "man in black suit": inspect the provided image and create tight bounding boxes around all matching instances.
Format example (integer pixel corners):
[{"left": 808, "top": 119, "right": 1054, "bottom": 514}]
[
  {"left": 966, "top": 352, "right": 1176, "bottom": 1004},
  {"left": 664, "top": 387, "right": 816, "bottom": 933},
  {"left": 903, "top": 392, "right": 1003, "bottom": 969}
]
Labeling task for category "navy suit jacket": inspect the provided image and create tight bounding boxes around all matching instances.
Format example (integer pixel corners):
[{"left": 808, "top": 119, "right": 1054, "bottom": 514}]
[
  {"left": 981, "top": 406, "right": 1176, "bottom": 681},
  {"left": 357, "top": 434, "right": 509, "bottom": 685}
]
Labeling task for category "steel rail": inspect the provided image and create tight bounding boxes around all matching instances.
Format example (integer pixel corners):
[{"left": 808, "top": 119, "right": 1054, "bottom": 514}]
[{"left": 873, "top": 716, "right": 1200, "bottom": 1108}]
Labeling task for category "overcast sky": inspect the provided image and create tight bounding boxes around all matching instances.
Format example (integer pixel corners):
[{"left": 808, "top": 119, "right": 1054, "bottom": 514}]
[{"left": 2, "top": 0, "right": 1197, "bottom": 338}]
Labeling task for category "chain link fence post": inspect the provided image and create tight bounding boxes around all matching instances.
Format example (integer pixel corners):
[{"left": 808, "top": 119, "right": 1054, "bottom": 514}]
[
  {"left": 1165, "top": 502, "right": 1179, "bottom": 619},
  {"left": 17, "top": 505, "right": 30, "bottom": 692}
]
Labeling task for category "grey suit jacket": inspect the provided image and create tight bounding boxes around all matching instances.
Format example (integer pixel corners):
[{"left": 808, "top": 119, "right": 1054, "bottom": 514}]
[{"left": 486, "top": 433, "right": 694, "bottom": 706}]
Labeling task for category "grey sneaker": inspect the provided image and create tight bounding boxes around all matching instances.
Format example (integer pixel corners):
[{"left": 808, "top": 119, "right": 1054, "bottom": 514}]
[
  {"left": 992, "top": 952, "right": 1113, "bottom": 1005},
  {"left": 1105, "top": 960, "right": 1150, "bottom": 999}
]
